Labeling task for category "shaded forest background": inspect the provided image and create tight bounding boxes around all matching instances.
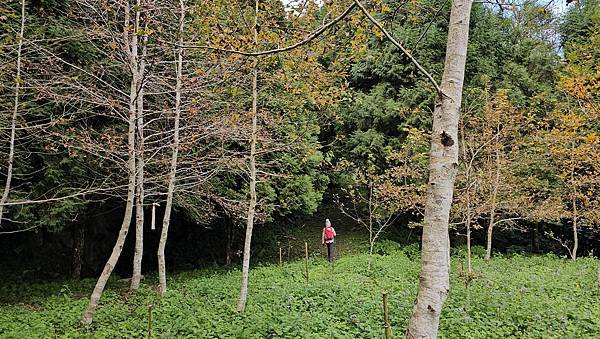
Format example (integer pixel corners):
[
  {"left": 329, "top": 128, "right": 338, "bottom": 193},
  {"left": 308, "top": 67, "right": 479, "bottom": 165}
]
[{"left": 0, "top": 0, "right": 598, "bottom": 280}]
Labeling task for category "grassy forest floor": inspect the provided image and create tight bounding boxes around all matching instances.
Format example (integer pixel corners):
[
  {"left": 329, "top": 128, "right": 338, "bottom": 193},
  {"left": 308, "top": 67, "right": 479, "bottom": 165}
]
[{"left": 1, "top": 247, "right": 599, "bottom": 338}]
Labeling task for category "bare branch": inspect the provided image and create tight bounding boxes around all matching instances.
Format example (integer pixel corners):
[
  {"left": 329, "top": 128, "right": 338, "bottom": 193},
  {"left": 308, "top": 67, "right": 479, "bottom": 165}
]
[
  {"left": 0, "top": 225, "right": 40, "bottom": 235},
  {"left": 173, "top": 3, "right": 357, "bottom": 56},
  {"left": 353, "top": 0, "right": 444, "bottom": 96}
]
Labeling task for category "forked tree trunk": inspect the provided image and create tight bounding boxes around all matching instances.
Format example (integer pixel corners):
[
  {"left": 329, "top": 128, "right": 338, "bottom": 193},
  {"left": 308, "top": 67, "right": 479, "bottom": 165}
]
[
  {"left": 81, "top": 70, "right": 137, "bottom": 325},
  {"left": 0, "top": 0, "right": 25, "bottom": 227},
  {"left": 131, "top": 0, "right": 147, "bottom": 291},
  {"left": 406, "top": 1, "right": 473, "bottom": 337},
  {"left": 81, "top": 143, "right": 135, "bottom": 324},
  {"left": 81, "top": 2, "right": 138, "bottom": 324},
  {"left": 237, "top": 0, "right": 259, "bottom": 313},
  {"left": 157, "top": 0, "right": 185, "bottom": 296}
]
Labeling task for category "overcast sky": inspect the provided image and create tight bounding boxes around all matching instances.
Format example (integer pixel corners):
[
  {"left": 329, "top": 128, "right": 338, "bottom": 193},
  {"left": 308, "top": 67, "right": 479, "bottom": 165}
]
[
  {"left": 551, "top": 1, "right": 568, "bottom": 15},
  {"left": 280, "top": 0, "right": 570, "bottom": 15}
]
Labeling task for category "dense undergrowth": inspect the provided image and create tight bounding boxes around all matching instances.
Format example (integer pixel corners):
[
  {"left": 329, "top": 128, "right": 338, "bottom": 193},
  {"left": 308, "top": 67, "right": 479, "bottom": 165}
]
[{"left": 1, "top": 248, "right": 599, "bottom": 338}]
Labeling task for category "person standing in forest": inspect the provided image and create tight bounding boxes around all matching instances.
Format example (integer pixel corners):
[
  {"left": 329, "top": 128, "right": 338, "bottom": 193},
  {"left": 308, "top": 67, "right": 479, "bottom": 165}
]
[{"left": 322, "top": 219, "right": 337, "bottom": 262}]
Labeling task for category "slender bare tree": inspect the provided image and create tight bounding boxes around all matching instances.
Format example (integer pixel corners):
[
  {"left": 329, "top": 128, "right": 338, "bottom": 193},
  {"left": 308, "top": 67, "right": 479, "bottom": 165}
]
[
  {"left": 337, "top": 175, "right": 399, "bottom": 270},
  {"left": 131, "top": 0, "right": 148, "bottom": 291},
  {"left": 485, "top": 145, "right": 501, "bottom": 261},
  {"left": 0, "top": 0, "right": 25, "bottom": 227},
  {"left": 157, "top": 0, "right": 185, "bottom": 296},
  {"left": 236, "top": 0, "right": 259, "bottom": 313},
  {"left": 81, "top": 0, "right": 143, "bottom": 325}
]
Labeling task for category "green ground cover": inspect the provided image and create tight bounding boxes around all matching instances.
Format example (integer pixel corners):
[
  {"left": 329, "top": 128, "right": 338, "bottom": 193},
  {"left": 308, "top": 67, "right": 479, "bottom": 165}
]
[{"left": 1, "top": 250, "right": 599, "bottom": 338}]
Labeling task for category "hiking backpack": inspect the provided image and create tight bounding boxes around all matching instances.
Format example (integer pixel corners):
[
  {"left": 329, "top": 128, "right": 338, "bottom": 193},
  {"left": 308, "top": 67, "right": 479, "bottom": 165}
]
[{"left": 324, "top": 226, "right": 334, "bottom": 240}]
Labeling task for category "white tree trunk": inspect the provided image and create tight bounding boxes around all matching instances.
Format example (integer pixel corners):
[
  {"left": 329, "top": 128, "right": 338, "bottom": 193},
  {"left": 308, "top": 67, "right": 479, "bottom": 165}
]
[
  {"left": 237, "top": 0, "right": 259, "bottom": 313},
  {"left": 485, "top": 136, "right": 501, "bottom": 261},
  {"left": 81, "top": 61, "right": 137, "bottom": 326},
  {"left": 81, "top": 111, "right": 136, "bottom": 324},
  {"left": 131, "top": 0, "right": 147, "bottom": 291},
  {"left": 406, "top": 1, "right": 473, "bottom": 337},
  {"left": 0, "top": 0, "right": 26, "bottom": 227},
  {"left": 571, "top": 186, "right": 578, "bottom": 261},
  {"left": 81, "top": 2, "right": 138, "bottom": 324},
  {"left": 368, "top": 183, "right": 374, "bottom": 270},
  {"left": 567, "top": 140, "right": 578, "bottom": 261},
  {"left": 158, "top": 0, "right": 185, "bottom": 296},
  {"left": 460, "top": 123, "right": 472, "bottom": 272},
  {"left": 466, "top": 191, "right": 472, "bottom": 274}
]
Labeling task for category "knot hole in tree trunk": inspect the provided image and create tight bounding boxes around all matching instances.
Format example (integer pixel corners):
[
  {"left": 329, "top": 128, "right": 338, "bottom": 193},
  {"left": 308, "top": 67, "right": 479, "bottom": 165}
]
[{"left": 440, "top": 131, "right": 454, "bottom": 147}]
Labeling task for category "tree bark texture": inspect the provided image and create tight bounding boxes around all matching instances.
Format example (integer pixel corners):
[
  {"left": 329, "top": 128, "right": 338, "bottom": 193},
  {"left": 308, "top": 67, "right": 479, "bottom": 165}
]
[
  {"left": 237, "top": 0, "right": 259, "bottom": 313},
  {"left": 0, "top": 0, "right": 26, "bottom": 227},
  {"left": 406, "top": 1, "right": 473, "bottom": 337},
  {"left": 157, "top": 0, "right": 185, "bottom": 296},
  {"left": 71, "top": 225, "right": 85, "bottom": 280},
  {"left": 131, "top": 0, "right": 147, "bottom": 291}
]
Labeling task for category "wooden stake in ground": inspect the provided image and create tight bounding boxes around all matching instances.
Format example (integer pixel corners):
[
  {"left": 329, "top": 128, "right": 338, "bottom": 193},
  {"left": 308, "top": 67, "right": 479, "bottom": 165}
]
[
  {"left": 304, "top": 241, "right": 309, "bottom": 283},
  {"left": 382, "top": 289, "right": 391, "bottom": 339},
  {"left": 279, "top": 242, "right": 282, "bottom": 265},
  {"left": 147, "top": 304, "right": 153, "bottom": 339}
]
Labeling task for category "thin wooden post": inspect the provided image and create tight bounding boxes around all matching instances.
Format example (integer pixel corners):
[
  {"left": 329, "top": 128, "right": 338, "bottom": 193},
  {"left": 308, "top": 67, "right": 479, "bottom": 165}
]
[
  {"left": 147, "top": 304, "right": 153, "bottom": 339},
  {"left": 279, "top": 245, "right": 282, "bottom": 265},
  {"left": 304, "top": 241, "right": 309, "bottom": 283},
  {"left": 382, "top": 290, "right": 391, "bottom": 339}
]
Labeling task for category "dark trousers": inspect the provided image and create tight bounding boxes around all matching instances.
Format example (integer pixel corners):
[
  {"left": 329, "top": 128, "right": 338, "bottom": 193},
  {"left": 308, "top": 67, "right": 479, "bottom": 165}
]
[{"left": 326, "top": 242, "right": 335, "bottom": 262}]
